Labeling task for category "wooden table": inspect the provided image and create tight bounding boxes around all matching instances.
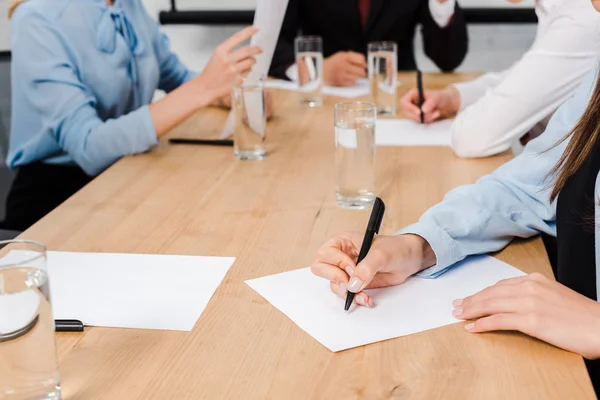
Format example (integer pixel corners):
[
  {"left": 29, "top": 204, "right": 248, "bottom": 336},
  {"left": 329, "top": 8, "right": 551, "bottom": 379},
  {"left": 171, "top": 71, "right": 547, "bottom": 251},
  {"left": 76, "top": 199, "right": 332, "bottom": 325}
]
[{"left": 26, "top": 73, "right": 595, "bottom": 399}]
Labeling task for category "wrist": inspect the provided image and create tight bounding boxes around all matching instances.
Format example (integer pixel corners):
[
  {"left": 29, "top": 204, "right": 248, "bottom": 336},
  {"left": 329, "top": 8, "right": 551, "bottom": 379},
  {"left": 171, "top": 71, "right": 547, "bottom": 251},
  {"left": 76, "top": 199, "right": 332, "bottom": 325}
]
[
  {"left": 442, "top": 86, "right": 461, "bottom": 115},
  {"left": 186, "top": 76, "right": 215, "bottom": 110},
  {"left": 397, "top": 234, "right": 437, "bottom": 275}
]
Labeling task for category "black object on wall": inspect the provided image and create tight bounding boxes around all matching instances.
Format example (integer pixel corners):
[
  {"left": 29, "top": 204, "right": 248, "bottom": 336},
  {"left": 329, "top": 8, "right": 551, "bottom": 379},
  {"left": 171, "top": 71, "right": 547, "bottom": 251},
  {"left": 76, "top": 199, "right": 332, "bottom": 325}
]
[{"left": 159, "top": 7, "right": 537, "bottom": 25}]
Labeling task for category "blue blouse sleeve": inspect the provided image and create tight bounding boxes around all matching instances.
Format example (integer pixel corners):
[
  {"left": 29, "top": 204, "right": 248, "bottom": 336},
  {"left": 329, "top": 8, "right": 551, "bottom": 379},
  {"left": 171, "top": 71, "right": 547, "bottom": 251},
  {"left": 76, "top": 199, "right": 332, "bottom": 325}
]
[
  {"left": 137, "top": 2, "right": 197, "bottom": 93},
  {"left": 153, "top": 32, "right": 198, "bottom": 93},
  {"left": 10, "top": 11, "right": 158, "bottom": 176},
  {"left": 398, "top": 68, "right": 598, "bottom": 277}
]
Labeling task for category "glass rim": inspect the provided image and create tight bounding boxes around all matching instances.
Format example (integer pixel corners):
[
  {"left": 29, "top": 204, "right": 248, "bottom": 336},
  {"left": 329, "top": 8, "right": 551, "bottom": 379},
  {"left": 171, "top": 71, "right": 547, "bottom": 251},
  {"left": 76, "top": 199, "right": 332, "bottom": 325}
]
[
  {"left": 294, "top": 35, "right": 322, "bottom": 43},
  {"left": 367, "top": 41, "right": 398, "bottom": 50},
  {"left": 0, "top": 239, "right": 47, "bottom": 268},
  {"left": 334, "top": 101, "right": 376, "bottom": 113}
]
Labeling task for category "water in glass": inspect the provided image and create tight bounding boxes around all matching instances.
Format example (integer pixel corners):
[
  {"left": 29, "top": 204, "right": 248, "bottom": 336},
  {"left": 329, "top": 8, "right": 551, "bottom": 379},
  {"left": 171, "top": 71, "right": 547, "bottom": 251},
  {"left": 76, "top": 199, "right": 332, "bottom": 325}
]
[
  {"left": 0, "top": 248, "right": 60, "bottom": 400},
  {"left": 296, "top": 51, "right": 323, "bottom": 107},
  {"left": 368, "top": 50, "right": 397, "bottom": 116}
]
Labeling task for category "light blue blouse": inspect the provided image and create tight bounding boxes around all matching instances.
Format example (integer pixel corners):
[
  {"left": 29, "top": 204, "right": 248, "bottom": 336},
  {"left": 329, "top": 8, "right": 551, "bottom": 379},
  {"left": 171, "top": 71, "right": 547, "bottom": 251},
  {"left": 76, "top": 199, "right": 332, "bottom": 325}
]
[
  {"left": 399, "top": 68, "right": 600, "bottom": 296},
  {"left": 8, "top": 0, "right": 195, "bottom": 176}
]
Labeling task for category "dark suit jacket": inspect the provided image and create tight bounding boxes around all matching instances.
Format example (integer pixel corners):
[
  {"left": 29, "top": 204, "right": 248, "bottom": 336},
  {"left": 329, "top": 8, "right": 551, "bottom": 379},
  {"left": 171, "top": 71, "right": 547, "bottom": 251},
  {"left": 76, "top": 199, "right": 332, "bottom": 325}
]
[{"left": 269, "top": 0, "right": 468, "bottom": 79}]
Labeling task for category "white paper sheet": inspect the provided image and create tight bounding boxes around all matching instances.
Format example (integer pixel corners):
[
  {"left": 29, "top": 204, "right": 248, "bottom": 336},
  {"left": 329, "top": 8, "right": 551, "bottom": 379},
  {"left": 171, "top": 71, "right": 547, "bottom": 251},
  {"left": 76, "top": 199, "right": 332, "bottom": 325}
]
[
  {"left": 246, "top": 255, "right": 525, "bottom": 352},
  {"left": 264, "top": 78, "right": 371, "bottom": 98},
  {"left": 0, "top": 251, "right": 235, "bottom": 331},
  {"left": 376, "top": 119, "right": 454, "bottom": 147},
  {"left": 221, "top": 0, "right": 289, "bottom": 138}
]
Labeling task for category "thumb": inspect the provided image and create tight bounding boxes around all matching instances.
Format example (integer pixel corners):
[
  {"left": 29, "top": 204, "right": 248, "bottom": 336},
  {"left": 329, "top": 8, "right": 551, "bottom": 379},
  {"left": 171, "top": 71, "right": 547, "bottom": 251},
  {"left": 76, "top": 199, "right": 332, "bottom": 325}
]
[{"left": 347, "top": 251, "right": 382, "bottom": 293}]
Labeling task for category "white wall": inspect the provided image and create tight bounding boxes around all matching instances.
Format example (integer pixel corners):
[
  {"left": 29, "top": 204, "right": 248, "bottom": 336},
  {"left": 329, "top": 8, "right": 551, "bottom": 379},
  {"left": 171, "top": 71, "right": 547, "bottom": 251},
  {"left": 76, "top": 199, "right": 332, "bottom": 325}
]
[{"left": 0, "top": 0, "right": 10, "bottom": 51}]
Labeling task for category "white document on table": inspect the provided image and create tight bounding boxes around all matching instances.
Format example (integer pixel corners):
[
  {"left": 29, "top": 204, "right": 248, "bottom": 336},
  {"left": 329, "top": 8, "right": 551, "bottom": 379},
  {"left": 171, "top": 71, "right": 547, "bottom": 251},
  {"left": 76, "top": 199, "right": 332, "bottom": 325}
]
[
  {"left": 220, "top": 0, "right": 289, "bottom": 138},
  {"left": 246, "top": 255, "right": 525, "bottom": 352},
  {"left": 376, "top": 119, "right": 454, "bottom": 147},
  {"left": 264, "top": 78, "right": 371, "bottom": 98},
  {"left": 0, "top": 251, "right": 235, "bottom": 331}
]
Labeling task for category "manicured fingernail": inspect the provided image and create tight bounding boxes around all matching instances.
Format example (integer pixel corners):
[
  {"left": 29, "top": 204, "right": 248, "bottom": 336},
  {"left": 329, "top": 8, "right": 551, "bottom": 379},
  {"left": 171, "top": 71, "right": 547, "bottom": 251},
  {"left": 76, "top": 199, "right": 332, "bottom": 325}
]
[
  {"left": 465, "top": 323, "right": 474, "bottom": 331},
  {"left": 452, "top": 308, "right": 462, "bottom": 317},
  {"left": 339, "top": 282, "right": 347, "bottom": 293},
  {"left": 348, "top": 277, "right": 363, "bottom": 293},
  {"left": 452, "top": 299, "right": 463, "bottom": 307},
  {"left": 345, "top": 266, "right": 354, "bottom": 276},
  {"left": 356, "top": 296, "right": 366, "bottom": 306}
]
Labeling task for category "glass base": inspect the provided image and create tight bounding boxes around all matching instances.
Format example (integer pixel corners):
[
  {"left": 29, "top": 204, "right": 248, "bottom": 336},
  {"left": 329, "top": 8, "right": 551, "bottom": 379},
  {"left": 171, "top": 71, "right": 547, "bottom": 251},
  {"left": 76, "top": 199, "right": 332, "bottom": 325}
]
[
  {"left": 235, "top": 149, "right": 266, "bottom": 161},
  {"left": 299, "top": 97, "right": 323, "bottom": 107},
  {"left": 43, "top": 387, "right": 61, "bottom": 400},
  {"left": 5, "top": 386, "right": 61, "bottom": 400},
  {"left": 377, "top": 107, "right": 396, "bottom": 116},
  {"left": 335, "top": 193, "right": 375, "bottom": 210}
]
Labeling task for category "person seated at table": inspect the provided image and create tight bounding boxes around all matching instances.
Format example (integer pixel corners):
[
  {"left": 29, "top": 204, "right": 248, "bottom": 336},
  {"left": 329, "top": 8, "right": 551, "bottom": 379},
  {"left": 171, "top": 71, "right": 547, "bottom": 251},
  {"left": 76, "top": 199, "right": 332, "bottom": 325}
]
[
  {"left": 268, "top": 0, "right": 468, "bottom": 87},
  {"left": 310, "top": 38, "right": 600, "bottom": 394},
  {"left": 401, "top": 0, "right": 600, "bottom": 158},
  {"left": 2, "top": 0, "right": 261, "bottom": 231}
]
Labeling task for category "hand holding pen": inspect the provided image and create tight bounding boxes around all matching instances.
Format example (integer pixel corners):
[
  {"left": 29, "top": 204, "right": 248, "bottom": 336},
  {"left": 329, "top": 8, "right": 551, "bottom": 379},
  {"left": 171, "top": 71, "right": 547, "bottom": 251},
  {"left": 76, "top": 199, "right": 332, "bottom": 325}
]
[{"left": 309, "top": 199, "right": 437, "bottom": 309}]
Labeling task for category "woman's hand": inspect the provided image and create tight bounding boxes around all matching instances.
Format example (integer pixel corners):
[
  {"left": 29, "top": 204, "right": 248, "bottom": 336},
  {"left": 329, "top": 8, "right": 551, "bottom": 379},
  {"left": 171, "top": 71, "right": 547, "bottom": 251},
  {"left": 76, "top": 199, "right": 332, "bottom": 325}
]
[
  {"left": 310, "top": 233, "right": 436, "bottom": 307},
  {"left": 400, "top": 87, "right": 460, "bottom": 123},
  {"left": 194, "top": 26, "right": 262, "bottom": 105},
  {"left": 454, "top": 272, "right": 600, "bottom": 359}
]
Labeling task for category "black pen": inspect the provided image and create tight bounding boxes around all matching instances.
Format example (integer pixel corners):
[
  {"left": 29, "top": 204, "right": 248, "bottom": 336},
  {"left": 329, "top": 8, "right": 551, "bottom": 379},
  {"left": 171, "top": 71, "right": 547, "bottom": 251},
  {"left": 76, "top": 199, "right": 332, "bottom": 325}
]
[
  {"left": 344, "top": 197, "right": 386, "bottom": 312},
  {"left": 417, "top": 70, "right": 425, "bottom": 124},
  {"left": 55, "top": 319, "right": 84, "bottom": 332},
  {"left": 169, "top": 138, "right": 234, "bottom": 146}
]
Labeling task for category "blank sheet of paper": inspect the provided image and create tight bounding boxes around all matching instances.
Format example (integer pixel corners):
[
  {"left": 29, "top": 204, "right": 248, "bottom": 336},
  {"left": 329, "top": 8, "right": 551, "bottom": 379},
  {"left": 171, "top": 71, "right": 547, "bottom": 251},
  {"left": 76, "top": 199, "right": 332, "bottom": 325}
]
[
  {"left": 376, "top": 119, "right": 453, "bottom": 146},
  {"left": 246, "top": 255, "right": 524, "bottom": 352},
  {"left": 42, "top": 251, "right": 235, "bottom": 331},
  {"left": 264, "top": 79, "right": 371, "bottom": 98}
]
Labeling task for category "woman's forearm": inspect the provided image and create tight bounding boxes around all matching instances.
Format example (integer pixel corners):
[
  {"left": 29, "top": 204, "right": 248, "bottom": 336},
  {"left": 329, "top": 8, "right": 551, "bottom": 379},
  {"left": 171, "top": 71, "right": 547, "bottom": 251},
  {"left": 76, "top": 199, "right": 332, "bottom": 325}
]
[{"left": 148, "top": 79, "right": 213, "bottom": 138}]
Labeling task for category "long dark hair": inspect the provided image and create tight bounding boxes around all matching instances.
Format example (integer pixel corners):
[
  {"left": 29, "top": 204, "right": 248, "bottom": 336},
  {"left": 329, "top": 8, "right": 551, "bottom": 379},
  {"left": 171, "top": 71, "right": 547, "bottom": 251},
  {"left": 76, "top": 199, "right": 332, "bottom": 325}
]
[{"left": 550, "top": 72, "right": 600, "bottom": 202}]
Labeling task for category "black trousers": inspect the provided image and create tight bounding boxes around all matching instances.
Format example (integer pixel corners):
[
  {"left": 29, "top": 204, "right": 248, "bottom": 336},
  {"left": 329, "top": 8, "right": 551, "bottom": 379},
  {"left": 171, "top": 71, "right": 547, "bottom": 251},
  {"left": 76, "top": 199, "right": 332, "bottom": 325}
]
[{"left": 0, "top": 162, "right": 92, "bottom": 231}]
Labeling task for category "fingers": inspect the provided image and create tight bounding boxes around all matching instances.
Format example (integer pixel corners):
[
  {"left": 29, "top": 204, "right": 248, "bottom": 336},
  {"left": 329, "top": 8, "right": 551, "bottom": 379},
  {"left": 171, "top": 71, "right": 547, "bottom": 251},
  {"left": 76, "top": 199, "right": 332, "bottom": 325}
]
[
  {"left": 400, "top": 90, "right": 423, "bottom": 122},
  {"left": 454, "top": 282, "right": 521, "bottom": 309},
  {"left": 464, "top": 313, "right": 523, "bottom": 333},
  {"left": 311, "top": 261, "right": 349, "bottom": 286},
  {"left": 345, "top": 64, "right": 367, "bottom": 80},
  {"left": 420, "top": 95, "right": 441, "bottom": 123},
  {"left": 453, "top": 296, "right": 524, "bottom": 320},
  {"left": 235, "top": 58, "right": 256, "bottom": 75},
  {"left": 230, "top": 45, "right": 262, "bottom": 63},
  {"left": 347, "top": 248, "right": 386, "bottom": 293},
  {"left": 220, "top": 26, "right": 258, "bottom": 53},
  {"left": 330, "top": 281, "right": 373, "bottom": 307},
  {"left": 345, "top": 52, "right": 367, "bottom": 69}
]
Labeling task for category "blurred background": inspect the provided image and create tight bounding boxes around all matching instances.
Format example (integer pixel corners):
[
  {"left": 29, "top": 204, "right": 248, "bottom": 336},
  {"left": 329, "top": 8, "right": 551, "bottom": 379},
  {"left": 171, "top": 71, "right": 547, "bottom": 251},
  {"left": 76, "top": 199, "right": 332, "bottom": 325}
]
[{"left": 0, "top": 0, "right": 537, "bottom": 219}]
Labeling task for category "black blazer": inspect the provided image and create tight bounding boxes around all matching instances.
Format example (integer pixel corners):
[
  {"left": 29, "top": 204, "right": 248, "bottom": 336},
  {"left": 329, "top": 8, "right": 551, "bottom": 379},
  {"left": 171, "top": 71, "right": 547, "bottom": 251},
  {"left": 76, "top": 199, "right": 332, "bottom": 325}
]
[{"left": 269, "top": 0, "right": 468, "bottom": 79}]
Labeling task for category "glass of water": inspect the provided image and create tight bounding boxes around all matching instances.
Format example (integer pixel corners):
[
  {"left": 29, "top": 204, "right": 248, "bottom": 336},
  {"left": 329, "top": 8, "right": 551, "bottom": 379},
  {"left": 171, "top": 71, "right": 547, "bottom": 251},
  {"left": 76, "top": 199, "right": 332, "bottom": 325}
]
[
  {"left": 294, "top": 36, "right": 323, "bottom": 107},
  {"left": 334, "top": 102, "right": 376, "bottom": 210},
  {"left": 232, "top": 79, "right": 267, "bottom": 161},
  {"left": 0, "top": 240, "right": 60, "bottom": 400},
  {"left": 368, "top": 41, "right": 398, "bottom": 116}
]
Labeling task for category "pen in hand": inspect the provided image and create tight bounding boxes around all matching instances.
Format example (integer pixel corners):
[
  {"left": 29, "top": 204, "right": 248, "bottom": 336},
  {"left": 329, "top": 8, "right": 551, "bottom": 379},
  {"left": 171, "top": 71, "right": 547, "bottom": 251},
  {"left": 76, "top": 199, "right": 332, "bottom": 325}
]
[
  {"left": 344, "top": 197, "right": 386, "bottom": 312},
  {"left": 417, "top": 70, "right": 425, "bottom": 124}
]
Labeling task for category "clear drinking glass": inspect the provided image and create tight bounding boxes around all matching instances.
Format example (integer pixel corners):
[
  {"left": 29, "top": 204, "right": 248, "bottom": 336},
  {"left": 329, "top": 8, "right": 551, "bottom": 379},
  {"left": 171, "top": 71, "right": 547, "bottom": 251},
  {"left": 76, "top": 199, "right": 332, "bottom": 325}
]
[
  {"left": 334, "top": 102, "right": 376, "bottom": 209},
  {"left": 294, "top": 36, "right": 323, "bottom": 107},
  {"left": 232, "top": 79, "right": 267, "bottom": 161},
  {"left": 0, "top": 240, "right": 60, "bottom": 400},
  {"left": 368, "top": 41, "right": 398, "bottom": 116}
]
